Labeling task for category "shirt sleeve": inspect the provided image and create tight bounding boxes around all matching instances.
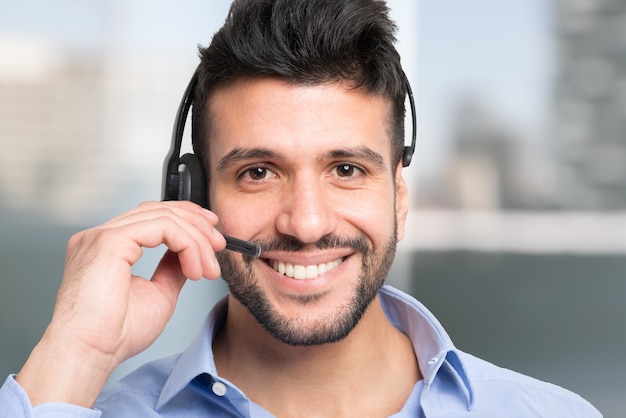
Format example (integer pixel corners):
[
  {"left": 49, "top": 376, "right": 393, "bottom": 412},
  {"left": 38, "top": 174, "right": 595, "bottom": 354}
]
[{"left": 0, "top": 375, "right": 101, "bottom": 418}]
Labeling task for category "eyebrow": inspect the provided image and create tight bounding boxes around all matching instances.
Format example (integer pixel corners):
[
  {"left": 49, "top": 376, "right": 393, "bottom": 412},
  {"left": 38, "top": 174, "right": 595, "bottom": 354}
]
[
  {"left": 326, "top": 147, "right": 386, "bottom": 171},
  {"left": 215, "top": 146, "right": 387, "bottom": 172},
  {"left": 216, "top": 148, "right": 283, "bottom": 173}
]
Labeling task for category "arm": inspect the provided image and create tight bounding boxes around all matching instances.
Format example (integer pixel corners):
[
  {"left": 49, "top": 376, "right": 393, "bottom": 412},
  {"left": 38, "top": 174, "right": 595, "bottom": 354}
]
[{"left": 13, "top": 201, "right": 225, "bottom": 409}]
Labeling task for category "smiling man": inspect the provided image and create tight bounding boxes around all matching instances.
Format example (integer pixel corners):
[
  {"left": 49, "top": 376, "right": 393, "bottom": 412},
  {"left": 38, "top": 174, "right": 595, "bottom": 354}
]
[
  {"left": 210, "top": 78, "right": 406, "bottom": 348},
  {"left": 0, "top": 0, "right": 601, "bottom": 417}
]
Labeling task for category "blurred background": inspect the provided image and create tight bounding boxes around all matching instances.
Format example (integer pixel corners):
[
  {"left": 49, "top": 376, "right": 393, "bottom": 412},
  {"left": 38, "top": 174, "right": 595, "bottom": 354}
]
[{"left": 0, "top": 0, "right": 624, "bottom": 415}]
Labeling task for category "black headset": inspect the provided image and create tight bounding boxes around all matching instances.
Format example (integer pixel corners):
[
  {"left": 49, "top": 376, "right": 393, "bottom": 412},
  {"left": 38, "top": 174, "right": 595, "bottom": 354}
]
[{"left": 162, "top": 69, "right": 417, "bottom": 208}]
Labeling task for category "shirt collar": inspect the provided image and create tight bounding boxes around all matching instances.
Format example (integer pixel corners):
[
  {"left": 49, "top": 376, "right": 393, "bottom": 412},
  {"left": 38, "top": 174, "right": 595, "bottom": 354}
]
[
  {"left": 156, "top": 285, "right": 474, "bottom": 410},
  {"left": 156, "top": 296, "right": 229, "bottom": 410},
  {"left": 378, "top": 286, "right": 475, "bottom": 408}
]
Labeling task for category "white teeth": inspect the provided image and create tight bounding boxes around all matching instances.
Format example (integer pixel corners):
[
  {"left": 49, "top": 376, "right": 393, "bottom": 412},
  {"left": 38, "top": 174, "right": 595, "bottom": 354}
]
[
  {"left": 293, "top": 265, "right": 306, "bottom": 279},
  {"left": 270, "top": 258, "right": 343, "bottom": 280},
  {"left": 305, "top": 265, "right": 317, "bottom": 279},
  {"left": 318, "top": 263, "right": 327, "bottom": 275}
]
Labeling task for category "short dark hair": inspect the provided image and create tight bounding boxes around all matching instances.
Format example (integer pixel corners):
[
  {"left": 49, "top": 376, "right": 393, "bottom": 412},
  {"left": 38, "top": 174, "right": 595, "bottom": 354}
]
[{"left": 192, "top": 0, "right": 406, "bottom": 168}]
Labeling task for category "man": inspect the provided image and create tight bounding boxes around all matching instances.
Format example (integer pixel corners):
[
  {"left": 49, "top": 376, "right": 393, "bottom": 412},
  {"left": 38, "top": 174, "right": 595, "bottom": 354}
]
[{"left": 0, "top": 0, "right": 601, "bottom": 416}]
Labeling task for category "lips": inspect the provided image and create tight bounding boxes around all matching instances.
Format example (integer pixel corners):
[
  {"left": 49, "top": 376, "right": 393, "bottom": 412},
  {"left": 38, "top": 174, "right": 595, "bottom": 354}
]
[{"left": 266, "top": 258, "right": 344, "bottom": 280}]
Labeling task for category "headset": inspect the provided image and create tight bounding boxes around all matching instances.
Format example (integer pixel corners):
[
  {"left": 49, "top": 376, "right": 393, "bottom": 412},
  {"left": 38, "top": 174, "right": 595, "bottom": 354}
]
[{"left": 162, "top": 68, "right": 417, "bottom": 208}]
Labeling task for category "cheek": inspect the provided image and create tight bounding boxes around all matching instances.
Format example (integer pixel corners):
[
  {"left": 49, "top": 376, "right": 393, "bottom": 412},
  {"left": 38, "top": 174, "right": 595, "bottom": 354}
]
[
  {"left": 211, "top": 193, "right": 277, "bottom": 237},
  {"left": 339, "top": 191, "right": 396, "bottom": 237}
]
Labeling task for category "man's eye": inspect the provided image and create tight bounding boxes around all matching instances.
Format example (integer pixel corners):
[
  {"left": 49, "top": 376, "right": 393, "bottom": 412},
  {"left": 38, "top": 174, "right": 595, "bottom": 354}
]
[
  {"left": 335, "top": 163, "right": 360, "bottom": 178},
  {"left": 245, "top": 167, "right": 271, "bottom": 180}
]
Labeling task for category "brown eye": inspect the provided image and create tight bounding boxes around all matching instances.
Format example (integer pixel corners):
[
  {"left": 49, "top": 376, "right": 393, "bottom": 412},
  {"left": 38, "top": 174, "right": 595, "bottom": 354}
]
[
  {"left": 336, "top": 164, "right": 355, "bottom": 177},
  {"left": 248, "top": 167, "right": 268, "bottom": 180},
  {"left": 241, "top": 165, "right": 279, "bottom": 182}
]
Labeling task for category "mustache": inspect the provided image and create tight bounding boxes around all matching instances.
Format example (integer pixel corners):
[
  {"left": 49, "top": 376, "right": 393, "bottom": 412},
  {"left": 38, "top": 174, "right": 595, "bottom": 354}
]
[{"left": 254, "top": 234, "right": 370, "bottom": 254}]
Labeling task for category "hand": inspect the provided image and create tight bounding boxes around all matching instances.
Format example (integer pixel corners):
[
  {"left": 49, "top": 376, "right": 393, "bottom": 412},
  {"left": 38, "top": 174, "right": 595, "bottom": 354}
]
[{"left": 16, "top": 201, "right": 226, "bottom": 407}]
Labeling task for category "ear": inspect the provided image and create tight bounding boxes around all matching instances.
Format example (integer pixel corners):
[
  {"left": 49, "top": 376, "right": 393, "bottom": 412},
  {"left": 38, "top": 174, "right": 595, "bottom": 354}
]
[{"left": 394, "top": 161, "right": 409, "bottom": 242}]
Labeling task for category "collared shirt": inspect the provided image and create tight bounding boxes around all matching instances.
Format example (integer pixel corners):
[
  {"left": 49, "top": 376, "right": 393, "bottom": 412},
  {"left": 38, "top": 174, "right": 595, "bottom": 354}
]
[{"left": 0, "top": 285, "right": 601, "bottom": 417}]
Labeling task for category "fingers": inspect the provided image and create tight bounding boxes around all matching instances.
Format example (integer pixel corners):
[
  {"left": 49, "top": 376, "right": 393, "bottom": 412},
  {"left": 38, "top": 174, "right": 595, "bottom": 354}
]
[{"left": 72, "top": 200, "right": 226, "bottom": 280}]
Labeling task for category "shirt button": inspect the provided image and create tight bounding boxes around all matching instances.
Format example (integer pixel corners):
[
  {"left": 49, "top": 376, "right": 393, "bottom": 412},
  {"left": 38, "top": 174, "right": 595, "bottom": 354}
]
[
  {"left": 212, "top": 381, "right": 227, "bottom": 396},
  {"left": 428, "top": 357, "right": 438, "bottom": 365}
]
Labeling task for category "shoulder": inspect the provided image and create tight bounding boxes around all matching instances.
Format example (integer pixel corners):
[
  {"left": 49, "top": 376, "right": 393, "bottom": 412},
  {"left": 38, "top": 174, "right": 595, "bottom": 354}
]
[{"left": 458, "top": 351, "right": 601, "bottom": 417}]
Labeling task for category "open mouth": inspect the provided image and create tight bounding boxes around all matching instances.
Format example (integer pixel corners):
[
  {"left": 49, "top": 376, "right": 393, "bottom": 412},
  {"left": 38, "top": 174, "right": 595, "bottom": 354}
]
[{"left": 264, "top": 258, "right": 345, "bottom": 280}]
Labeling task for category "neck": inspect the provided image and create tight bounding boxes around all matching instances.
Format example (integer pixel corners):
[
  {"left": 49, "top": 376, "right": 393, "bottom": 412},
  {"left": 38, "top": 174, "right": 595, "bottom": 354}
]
[{"left": 213, "top": 294, "right": 421, "bottom": 417}]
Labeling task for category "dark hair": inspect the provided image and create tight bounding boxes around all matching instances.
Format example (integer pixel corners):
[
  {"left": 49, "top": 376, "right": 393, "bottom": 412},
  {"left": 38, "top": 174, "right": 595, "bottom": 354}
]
[{"left": 191, "top": 0, "right": 406, "bottom": 167}]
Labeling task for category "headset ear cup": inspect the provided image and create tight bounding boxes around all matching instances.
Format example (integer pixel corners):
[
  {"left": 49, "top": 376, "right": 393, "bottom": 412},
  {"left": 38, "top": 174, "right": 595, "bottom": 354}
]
[{"left": 179, "top": 153, "right": 208, "bottom": 208}]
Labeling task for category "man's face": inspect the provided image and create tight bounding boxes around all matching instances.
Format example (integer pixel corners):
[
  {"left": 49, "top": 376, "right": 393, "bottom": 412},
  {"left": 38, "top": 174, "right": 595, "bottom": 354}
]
[{"left": 207, "top": 77, "right": 408, "bottom": 346}]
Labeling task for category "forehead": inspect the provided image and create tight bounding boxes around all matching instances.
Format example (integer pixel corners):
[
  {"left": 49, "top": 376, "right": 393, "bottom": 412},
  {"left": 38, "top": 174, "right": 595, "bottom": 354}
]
[{"left": 205, "top": 77, "right": 394, "bottom": 163}]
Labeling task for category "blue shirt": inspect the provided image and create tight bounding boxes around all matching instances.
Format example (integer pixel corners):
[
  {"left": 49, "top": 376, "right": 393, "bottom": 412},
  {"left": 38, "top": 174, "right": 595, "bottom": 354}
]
[{"left": 1, "top": 285, "right": 601, "bottom": 417}]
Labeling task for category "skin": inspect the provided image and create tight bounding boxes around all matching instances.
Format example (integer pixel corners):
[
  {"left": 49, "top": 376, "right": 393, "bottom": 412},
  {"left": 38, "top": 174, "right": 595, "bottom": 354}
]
[{"left": 15, "top": 77, "right": 420, "bottom": 417}]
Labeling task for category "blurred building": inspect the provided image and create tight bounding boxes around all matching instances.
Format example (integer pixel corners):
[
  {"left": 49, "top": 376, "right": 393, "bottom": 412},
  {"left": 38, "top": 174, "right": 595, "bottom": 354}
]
[
  {"left": 416, "top": 95, "right": 559, "bottom": 211},
  {"left": 553, "top": 0, "right": 626, "bottom": 210},
  {"left": 0, "top": 39, "right": 106, "bottom": 220},
  {"left": 0, "top": 37, "right": 194, "bottom": 224},
  {"left": 417, "top": 0, "right": 626, "bottom": 213}
]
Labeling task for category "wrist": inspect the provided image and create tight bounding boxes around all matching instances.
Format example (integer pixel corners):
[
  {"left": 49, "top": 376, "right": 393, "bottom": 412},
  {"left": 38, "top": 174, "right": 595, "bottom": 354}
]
[{"left": 16, "top": 328, "right": 119, "bottom": 408}]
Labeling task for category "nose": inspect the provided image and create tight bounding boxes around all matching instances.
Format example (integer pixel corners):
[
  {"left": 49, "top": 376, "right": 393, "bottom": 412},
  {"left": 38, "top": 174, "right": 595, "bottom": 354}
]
[{"left": 274, "top": 175, "right": 338, "bottom": 244}]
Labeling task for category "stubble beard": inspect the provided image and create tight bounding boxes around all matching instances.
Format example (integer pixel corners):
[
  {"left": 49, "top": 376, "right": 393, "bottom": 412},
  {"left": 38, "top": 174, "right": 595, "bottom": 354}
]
[{"left": 216, "top": 225, "right": 397, "bottom": 347}]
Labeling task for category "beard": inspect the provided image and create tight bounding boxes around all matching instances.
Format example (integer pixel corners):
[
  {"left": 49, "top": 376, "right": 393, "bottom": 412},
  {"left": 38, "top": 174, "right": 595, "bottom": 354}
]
[{"left": 216, "top": 225, "right": 397, "bottom": 347}]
